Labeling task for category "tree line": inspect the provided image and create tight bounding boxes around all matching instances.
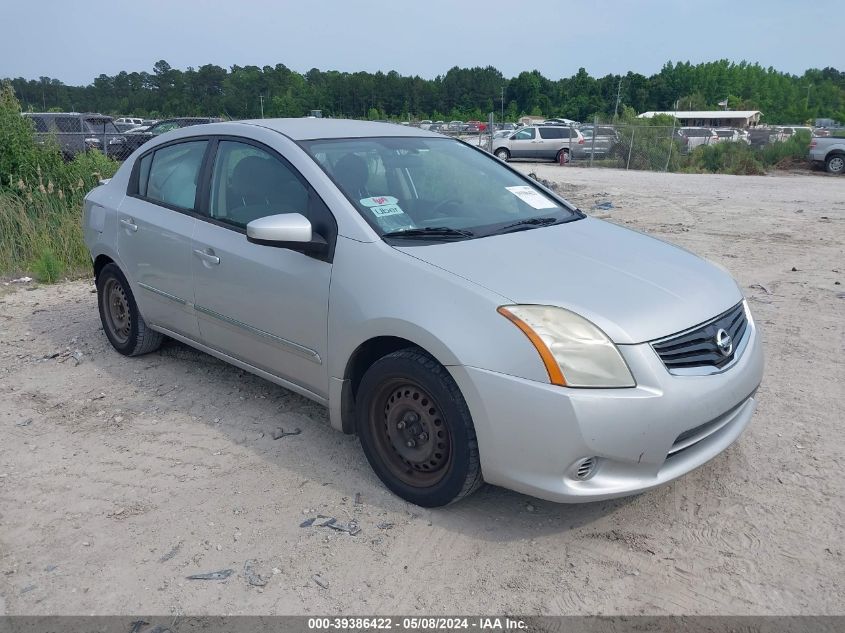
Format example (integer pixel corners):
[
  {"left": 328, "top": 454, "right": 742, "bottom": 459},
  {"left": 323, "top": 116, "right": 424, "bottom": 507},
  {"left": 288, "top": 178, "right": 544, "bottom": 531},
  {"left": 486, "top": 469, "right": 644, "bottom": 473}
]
[{"left": 5, "top": 59, "right": 844, "bottom": 124}]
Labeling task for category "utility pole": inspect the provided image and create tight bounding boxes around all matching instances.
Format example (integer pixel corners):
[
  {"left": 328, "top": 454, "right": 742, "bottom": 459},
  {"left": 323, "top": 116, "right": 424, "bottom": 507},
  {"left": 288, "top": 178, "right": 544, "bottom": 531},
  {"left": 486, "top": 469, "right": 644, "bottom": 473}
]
[
  {"left": 501, "top": 86, "right": 505, "bottom": 122},
  {"left": 806, "top": 84, "right": 812, "bottom": 111},
  {"left": 614, "top": 76, "right": 623, "bottom": 120},
  {"left": 259, "top": 95, "right": 265, "bottom": 119}
]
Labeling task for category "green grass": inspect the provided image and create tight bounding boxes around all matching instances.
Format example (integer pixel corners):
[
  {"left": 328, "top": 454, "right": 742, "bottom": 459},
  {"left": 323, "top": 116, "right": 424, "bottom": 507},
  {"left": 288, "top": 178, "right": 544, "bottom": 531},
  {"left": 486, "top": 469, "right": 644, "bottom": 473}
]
[{"left": 0, "top": 188, "right": 90, "bottom": 279}]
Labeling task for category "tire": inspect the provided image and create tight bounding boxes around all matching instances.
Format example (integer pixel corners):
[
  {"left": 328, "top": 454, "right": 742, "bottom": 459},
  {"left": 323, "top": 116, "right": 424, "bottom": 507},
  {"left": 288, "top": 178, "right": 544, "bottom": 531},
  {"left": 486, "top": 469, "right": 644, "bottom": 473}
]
[
  {"left": 494, "top": 148, "right": 510, "bottom": 161},
  {"left": 825, "top": 153, "right": 844, "bottom": 174},
  {"left": 96, "top": 263, "right": 163, "bottom": 356},
  {"left": 355, "top": 347, "right": 482, "bottom": 507},
  {"left": 555, "top": 148, "right": 570, "bottom": 164}
]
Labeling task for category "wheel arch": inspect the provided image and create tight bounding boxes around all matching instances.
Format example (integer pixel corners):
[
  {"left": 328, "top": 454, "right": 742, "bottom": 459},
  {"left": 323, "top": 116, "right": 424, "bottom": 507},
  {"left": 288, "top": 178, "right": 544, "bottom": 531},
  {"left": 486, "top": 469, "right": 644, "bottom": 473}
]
[
  {"left": 93, "top": 253, "right": 116, "bottom": 279},
  {"left": 333, "top": 331, "right": 457, "bottom": 434}
]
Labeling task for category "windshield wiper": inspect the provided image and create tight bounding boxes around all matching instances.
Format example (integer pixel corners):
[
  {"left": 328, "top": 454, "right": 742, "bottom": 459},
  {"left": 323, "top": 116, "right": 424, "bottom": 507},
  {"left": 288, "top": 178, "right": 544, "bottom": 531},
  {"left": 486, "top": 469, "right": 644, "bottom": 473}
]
[
  {"left": 382, "top": 226, "right": 474, "bottom": 239},
  {"left": 492, "top": 217, "right": 560, "bottom": 235}
]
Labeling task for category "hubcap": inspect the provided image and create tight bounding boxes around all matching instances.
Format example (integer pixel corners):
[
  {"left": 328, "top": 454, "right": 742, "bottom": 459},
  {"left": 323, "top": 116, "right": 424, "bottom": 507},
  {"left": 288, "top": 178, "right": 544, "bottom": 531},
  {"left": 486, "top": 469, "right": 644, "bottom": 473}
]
[
  {"left": 103, "top": 278, "right": 131, "bottom": 344},
  {"left": 370, "top": 380, "right": 452, "bottom": 487},
  {"left": 831, "top": 157, "right": 844, "bottom": 173}
]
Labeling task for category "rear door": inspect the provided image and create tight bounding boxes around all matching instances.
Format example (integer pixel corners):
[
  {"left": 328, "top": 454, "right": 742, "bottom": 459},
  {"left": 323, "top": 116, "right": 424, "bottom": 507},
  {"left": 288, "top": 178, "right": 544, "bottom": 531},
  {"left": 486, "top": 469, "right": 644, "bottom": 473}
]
[
  {"left": 509, "top": 126, "right": 537, "bottom": 158},
  {"left": 117, "top": 139, "right": 209, "bottom": 340}
]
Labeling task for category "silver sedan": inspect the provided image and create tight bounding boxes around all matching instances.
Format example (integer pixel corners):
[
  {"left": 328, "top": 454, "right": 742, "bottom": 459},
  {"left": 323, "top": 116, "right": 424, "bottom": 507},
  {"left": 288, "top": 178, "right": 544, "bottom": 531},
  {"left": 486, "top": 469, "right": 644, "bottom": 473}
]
[{"left": 83, "top": 119, "right": 764, "bottom": 507}]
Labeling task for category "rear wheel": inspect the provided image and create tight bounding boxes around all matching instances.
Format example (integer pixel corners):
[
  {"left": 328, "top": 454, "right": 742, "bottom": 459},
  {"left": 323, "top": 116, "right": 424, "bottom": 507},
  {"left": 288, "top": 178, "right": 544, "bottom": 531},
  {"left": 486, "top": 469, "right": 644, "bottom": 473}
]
[
  {"left": 97, "top": 263, "right": 163, "bottom": 356},
  {"left": 826, "top": 153, "right": 844, "bottom": 174},
  {"left": 356, "top": 348, "right": 482, "bottom": 507},
  {"left": 555, "top": 148, "right": 570, "bottom": 164},
  {"left": 494, "top": 148, "right": 510, "bottom": 161}
]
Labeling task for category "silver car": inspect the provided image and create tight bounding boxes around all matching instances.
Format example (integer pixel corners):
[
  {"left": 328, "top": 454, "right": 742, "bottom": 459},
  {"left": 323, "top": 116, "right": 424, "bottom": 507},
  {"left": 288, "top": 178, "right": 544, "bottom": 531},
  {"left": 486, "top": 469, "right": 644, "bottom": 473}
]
[
  {"left": 492, "top": 125, "right": 585, "bottom": 162},
  {"left": 83, "top": 119, "right": 764, "bottom": 507}
]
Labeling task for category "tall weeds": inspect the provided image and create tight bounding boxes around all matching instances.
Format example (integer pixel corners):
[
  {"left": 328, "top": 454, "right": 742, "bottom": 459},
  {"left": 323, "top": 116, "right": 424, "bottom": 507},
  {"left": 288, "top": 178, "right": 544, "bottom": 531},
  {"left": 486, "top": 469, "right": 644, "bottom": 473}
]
[{"left": 0, "top": 81, "right": 119, "bottom": 279}]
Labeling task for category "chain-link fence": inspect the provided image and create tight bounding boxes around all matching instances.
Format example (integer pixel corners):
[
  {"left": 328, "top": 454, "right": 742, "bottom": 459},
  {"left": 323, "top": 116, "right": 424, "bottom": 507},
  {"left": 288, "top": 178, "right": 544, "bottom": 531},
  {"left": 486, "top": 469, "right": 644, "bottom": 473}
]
[{"left": 22, "top": 108, "right": 806, "bottom": 173}]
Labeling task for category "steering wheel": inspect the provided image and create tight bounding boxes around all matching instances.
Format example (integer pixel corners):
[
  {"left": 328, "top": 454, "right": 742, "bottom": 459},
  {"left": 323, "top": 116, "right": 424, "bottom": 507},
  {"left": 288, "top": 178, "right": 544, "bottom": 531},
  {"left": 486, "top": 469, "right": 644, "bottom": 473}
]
[{"left": 428, "top": 198, "right": 463, "bottom": 218}]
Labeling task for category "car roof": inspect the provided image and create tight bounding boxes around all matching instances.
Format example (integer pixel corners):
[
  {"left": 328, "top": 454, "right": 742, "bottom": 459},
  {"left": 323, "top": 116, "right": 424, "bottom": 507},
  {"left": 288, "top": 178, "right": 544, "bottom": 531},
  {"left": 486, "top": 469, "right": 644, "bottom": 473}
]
[{"left": 229, "top": 118, "right": 440, "bottom": 140}]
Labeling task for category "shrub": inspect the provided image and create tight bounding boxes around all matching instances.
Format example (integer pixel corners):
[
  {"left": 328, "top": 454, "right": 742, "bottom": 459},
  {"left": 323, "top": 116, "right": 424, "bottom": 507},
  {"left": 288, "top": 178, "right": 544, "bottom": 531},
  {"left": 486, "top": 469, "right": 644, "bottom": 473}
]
[
  {"left": 0, "top": 82, "right": 119, "bottom": 277},
  {"left": 683, "top": 142, "right": 766, "bottom": 175},
  {"left": 759, "top": 130, "right": 811, "bottom": 167},
  {"left": 32, "top": 247, "right": 65, "bottom": 283}
]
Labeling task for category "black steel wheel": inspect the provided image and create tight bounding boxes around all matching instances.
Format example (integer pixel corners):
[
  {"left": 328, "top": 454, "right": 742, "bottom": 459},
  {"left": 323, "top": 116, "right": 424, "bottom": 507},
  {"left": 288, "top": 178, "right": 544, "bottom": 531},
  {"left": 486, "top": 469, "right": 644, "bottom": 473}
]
[
  {"left": 356, "top": 348, "right": 482, "bottom": 507},
  {"left": 96, "top": 263, "right": 163, "bottom": 356}
]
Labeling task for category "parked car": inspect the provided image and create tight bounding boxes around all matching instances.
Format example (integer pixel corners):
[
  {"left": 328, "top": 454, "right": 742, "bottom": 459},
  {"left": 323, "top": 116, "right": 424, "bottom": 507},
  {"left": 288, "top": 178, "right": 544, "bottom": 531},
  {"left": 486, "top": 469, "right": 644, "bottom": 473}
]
[
  {"left": 122, "top": 117, "right": 223, "bottom": 155},
  {"left": 713, "top": 128, "right": 740, "bottom": 143},
  {"left": 447, "top": 120, "right": 464, "bottom": 132},
  {"left": 676, "top": 127, "right": 718, "bottom": 152},
  {"left": 809, "top": 136, "right": 845, "bottom": 173},
  {"left": 466, "top": 120, "right": 487, "bottom": 132},
  {"left": 418, "top": 120, "right": 433, "bottom": 130},
  {"left": 115, "top": 117, "right": 144, "bottom": 127},
  {"left": 572, "top": 126, "right": 619, "bottom": 159},
  {"left": 83, "top": 119, "right": 763, "bottom": 507},
  {"left": 492, "top": 125, "right": 585, "bottom": 162},
  {"left": 23, "top": 112, "right": 128, "bottom": 160},
  {"left": 543, "top": 118, "right": 579, "bottom": 127},
  {"left": 748, "top": 127, "right": 781, "bottom": 149}
]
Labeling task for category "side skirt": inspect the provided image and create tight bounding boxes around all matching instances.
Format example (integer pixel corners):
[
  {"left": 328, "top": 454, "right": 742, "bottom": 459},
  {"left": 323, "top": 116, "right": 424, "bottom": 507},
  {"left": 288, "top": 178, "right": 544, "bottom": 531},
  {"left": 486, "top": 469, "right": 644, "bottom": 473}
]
[{"left": 151, "top": 325, "right": 329, "bottom": 408}]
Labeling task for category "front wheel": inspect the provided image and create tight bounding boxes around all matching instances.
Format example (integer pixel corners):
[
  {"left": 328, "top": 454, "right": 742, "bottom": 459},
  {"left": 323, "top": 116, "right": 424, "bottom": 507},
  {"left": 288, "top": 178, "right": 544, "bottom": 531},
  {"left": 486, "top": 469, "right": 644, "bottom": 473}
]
[
  {"left": 826, "top": 153, "right": 844, "bottom": 174},
  {"left": 356, "top": 348, "right": 482, "bottom": 507},
  {"left": 97, "top": 263, "right": 164, "bottom": 356},
  {"left": 494, "top": 148, "right": 510, "bottom": 161}
]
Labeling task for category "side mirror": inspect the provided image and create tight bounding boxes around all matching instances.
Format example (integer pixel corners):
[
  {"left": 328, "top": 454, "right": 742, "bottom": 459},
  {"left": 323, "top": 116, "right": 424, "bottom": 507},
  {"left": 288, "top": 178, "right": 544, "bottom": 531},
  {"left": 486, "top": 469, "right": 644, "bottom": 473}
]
[{"left": 246, "top": 213, "right": 328, "bottom": 255}]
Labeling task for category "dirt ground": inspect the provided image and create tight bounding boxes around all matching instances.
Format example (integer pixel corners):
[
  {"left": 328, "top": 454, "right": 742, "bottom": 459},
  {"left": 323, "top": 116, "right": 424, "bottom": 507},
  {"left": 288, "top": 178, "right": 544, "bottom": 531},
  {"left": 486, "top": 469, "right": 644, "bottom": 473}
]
[{"left": 1, "top": 168, "right": 843, "bottom": 616}]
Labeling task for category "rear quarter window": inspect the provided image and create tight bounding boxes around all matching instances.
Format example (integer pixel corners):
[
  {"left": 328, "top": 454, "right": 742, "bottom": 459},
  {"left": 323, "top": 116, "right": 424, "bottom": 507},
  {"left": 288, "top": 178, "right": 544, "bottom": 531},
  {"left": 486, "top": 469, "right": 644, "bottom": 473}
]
[{"left": 141, "top": 141, "right": 208, "bottom": 210}]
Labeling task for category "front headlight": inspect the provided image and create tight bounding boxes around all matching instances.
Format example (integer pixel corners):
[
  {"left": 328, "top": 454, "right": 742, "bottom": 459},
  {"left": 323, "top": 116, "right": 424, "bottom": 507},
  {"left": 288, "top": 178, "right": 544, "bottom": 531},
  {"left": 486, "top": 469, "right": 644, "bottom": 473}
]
[{"left": 498, "top": 305, "right": 635, "bottom": 388}]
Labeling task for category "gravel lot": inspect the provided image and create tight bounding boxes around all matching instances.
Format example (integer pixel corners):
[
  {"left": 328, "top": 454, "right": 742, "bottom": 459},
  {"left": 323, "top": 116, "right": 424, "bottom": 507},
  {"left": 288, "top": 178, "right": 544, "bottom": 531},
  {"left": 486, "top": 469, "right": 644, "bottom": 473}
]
[{"left": 1, "top": 168, "right": 843, "bottom": 616}]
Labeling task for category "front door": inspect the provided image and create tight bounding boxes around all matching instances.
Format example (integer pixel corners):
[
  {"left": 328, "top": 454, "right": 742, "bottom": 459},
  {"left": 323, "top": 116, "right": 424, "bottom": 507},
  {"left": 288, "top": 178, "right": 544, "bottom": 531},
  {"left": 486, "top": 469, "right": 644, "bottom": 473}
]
[
  {"left": 509, "top": 126, "right": 538, "bottom": 158},
  {"left": 191, "top": 139, "right": 333, "bottom": 398},
  {"left": 117, "top": 139, "right": 208, "bottom": 340}
]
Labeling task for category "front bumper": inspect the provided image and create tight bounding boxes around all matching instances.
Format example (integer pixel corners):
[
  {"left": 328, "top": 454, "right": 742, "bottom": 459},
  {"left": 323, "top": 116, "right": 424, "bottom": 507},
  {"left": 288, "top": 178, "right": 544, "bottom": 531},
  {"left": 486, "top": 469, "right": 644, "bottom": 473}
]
[{"left": 449, "top": 317, "right": 764, "bottom": 503}]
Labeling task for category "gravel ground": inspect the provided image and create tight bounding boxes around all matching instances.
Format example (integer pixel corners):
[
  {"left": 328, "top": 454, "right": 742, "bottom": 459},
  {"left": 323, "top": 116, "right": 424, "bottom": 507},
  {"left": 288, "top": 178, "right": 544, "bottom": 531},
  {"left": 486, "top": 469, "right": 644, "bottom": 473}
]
[{"left": 0, "top": 168, "right": 843, "bottom": 616}]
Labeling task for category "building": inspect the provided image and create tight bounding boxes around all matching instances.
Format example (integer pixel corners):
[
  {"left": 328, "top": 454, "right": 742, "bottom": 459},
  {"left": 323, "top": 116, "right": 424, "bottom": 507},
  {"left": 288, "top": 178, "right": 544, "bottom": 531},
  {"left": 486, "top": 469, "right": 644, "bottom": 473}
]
[
  {"left": 638, "top": 110, "right": 763, "bottom": 128},
  {"left": 518, "top": 115, "right": 546, "bottom": 126}
]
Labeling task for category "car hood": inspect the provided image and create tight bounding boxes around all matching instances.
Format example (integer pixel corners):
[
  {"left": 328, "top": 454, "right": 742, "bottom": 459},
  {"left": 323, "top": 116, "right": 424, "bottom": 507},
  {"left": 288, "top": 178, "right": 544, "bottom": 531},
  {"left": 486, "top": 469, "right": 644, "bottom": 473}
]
[{"left": 393, "top": 217, "right": 743, "bottom": 344}]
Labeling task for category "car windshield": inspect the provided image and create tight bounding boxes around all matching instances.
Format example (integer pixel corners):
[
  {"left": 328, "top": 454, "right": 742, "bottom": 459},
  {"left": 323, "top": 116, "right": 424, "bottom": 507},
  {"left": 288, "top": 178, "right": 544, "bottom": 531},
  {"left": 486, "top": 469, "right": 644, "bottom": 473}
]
[{"left": 302, "top": 137, "right": 580, "bottom": 240}]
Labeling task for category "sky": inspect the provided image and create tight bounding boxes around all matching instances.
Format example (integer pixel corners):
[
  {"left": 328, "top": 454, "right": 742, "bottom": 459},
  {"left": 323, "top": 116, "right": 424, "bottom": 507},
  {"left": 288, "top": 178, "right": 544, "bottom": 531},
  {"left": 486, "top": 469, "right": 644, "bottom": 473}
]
[{"left": 0, "top": 0, "right": 838, "bottom": 85}]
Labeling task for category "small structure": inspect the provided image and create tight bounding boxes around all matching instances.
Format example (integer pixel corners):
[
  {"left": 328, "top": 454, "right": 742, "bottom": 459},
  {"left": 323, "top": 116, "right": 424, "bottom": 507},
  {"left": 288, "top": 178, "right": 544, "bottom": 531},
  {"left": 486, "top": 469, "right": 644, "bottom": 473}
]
[
  {"left": 638, "top": 110, "right": 762, "bottom": 128},
  {"left": 518, "top": 115, "right": 546, "bottom": 126}
]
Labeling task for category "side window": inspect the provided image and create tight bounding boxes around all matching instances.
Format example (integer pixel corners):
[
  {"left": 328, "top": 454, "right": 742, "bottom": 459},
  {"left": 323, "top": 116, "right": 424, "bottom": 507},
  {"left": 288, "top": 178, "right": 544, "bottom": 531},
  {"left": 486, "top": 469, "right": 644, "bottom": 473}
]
[
  {"left": 145, "top": 141, "right": 208, "bottom": 210},
  {"left": 513, "top": 128, "right": 535, "bottom": 140},
  {"left": 55, "top": 117, "right": 82, "bottom": 133},
  {"left": 209, "top": 140, "right": 309, "bottom": 229},
  {"left": 538, "top": 127, "right": 563, "bottom": 139},
  {"left": 136, "top": 153, "right": 153, "bottom": 197}
]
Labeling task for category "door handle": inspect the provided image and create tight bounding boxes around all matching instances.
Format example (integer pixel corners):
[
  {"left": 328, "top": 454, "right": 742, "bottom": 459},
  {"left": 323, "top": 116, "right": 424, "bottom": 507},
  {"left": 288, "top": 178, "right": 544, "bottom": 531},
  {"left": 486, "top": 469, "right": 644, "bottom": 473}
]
[
  {"left": 120, "top": 217, "right": 138, "bottom": 232},
  {"left": 193, "top": 248, "right": 220, "bottom": 265}
]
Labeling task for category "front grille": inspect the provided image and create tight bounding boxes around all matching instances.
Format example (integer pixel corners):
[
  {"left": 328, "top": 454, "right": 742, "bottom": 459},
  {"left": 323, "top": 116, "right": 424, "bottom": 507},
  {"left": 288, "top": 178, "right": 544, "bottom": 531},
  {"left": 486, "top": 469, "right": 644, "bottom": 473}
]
[{"left": 652, "top": 302, "right": 747, "bottom": 370}]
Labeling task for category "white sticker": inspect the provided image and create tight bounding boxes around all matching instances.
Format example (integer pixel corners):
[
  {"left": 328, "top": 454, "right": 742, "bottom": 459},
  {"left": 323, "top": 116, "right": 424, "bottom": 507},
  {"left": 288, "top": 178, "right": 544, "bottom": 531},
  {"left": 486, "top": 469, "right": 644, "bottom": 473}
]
[
  {"left": 505, "top": 186, "right": 557, "bottom": 209},
  {"left": 360, "top": 195, "right": 398, "bottom": 208},
  {"left": 370, "top": 204, "right": 404, "bottom": 218}
]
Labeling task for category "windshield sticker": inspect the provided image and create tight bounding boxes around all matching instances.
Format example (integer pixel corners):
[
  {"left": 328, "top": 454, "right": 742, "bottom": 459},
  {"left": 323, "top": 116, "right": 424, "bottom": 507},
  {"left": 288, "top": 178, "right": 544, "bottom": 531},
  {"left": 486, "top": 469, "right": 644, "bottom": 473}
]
[
  {"left": 360, "top": 195, "right": 398, "bottom": 208},
  {"left": 369, "top": 203, "right": 404, "bottom": 218},
  {"left": 505, "top": 186, "right": 557, "bottom": 210}
]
